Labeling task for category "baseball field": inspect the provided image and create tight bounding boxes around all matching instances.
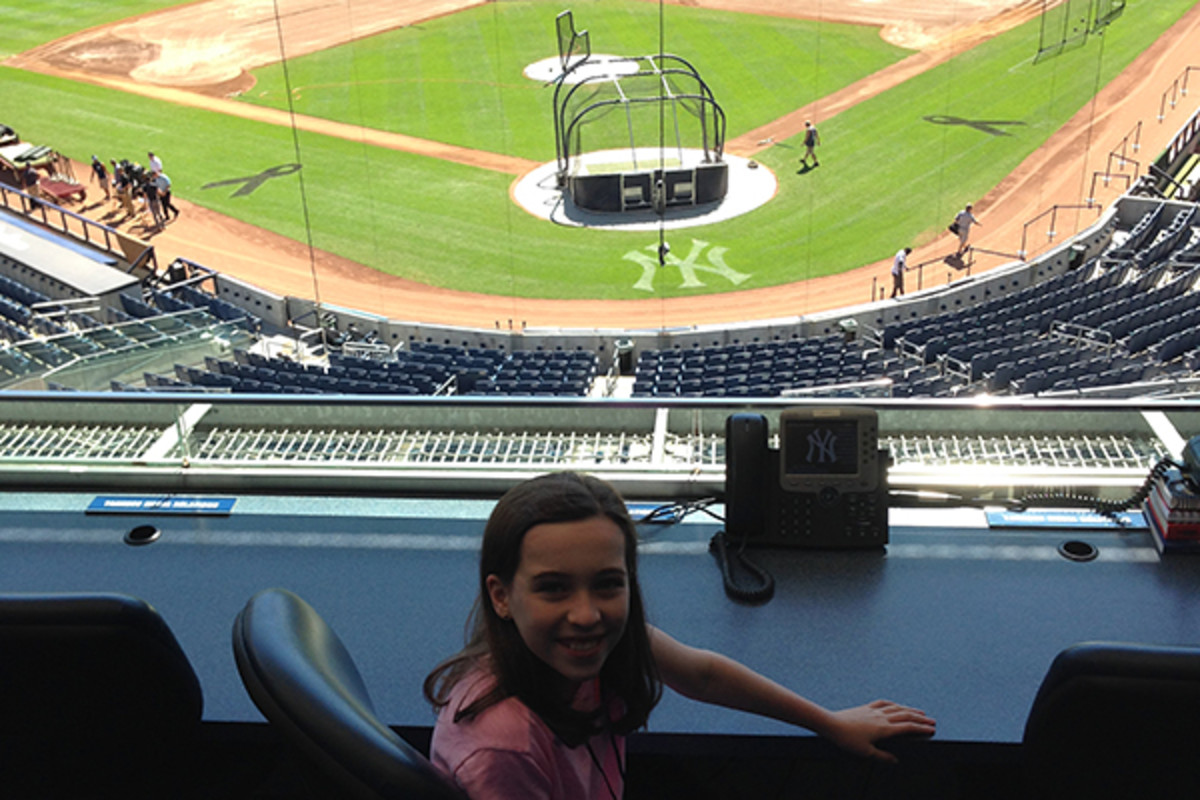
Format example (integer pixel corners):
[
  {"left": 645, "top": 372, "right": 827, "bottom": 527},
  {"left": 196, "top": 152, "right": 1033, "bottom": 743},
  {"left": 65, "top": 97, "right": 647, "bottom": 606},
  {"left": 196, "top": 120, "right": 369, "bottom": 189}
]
[{"left": 2, "top": 0, "right": 1198, "bottom": 328}]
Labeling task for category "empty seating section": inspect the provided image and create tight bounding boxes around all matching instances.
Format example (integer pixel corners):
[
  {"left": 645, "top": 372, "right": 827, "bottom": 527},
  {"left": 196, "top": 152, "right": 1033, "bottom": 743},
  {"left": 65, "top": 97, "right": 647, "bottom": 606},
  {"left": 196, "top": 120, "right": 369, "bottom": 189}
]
[
  {"left": 144, "top": 342, "right": 600, "bottom": 396},
  {"left": 0, "top": 294, "right": 31, "bottom": 329},
  {"left": 1172, "top": 226, "right": 1200, "bottom": 265},
  {"left": 0, "top": 279, "right": 249, "bottom": 385},
  {"left": 1105, "top": 204, "right": 1165, "bottom": 260},
  {"left": 631, "top": 218, "right": 1200, "bottom": 399},
  {"left": 877, "top": 255, "right": 1200, "bottom": 397},
  {"left": 634, "top": 336, "right": 884, "bottom": 398},
  {"left": 155, "top": 231, "right": 1200, "bottom": 398},
  {"left": 120, "top": 292, "right": 160, "bottom": 319},
  {"left": 1132, "top": 206, "right": 1197, "bottom": 267},
  {"left": 0, "top": 272, "right": 53, "bottom": 308},
  {"left": 142, "top": 287, "right": 263, "bottom": 333}
]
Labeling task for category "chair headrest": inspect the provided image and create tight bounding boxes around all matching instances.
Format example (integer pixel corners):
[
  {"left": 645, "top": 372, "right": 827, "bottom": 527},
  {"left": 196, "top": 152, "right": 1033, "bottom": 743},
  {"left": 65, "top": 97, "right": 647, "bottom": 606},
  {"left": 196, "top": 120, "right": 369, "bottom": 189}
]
[
  {"left": 0, "top": 592, "right": 204, "bottom": 793},
  {"left": 1024, "top": 640, "right": 1200, "bottom": 746},
  {"left": 233, "top": 588, "right": 465, "bottom": 800},
  {"left": 0, "top": 591, "right": 204, "bottom": 740}
]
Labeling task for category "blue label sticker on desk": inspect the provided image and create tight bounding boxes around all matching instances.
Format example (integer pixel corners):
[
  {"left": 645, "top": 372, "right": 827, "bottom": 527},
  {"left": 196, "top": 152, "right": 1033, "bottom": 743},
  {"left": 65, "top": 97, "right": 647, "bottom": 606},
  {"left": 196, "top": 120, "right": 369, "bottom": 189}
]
[
  {"left": 986, "top": 509, "right": 1146, "bottom": 530},
  {"left": 88, "top": 496, "right": 237, "bottom": 516}
]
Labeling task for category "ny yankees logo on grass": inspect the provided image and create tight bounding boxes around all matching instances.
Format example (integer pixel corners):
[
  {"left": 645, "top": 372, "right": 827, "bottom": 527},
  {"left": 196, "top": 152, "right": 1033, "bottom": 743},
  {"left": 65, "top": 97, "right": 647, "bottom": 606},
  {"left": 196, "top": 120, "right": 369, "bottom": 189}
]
[{"left": 622, "top": 239, "right": 749, "bottom": 292}]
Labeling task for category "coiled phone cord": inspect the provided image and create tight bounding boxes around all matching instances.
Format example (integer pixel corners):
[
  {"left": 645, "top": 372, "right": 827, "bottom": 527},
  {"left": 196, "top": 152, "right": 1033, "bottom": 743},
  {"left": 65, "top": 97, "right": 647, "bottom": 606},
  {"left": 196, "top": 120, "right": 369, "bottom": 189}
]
[
  {"left": 634, "top": 498, "right": 775, "bottom": 603},
  {"left": 709, "top": 530, "right": 775, "bottom": 605},
  {"left": 1013, "top": 455, "right": 1180, "bottom": 517}
]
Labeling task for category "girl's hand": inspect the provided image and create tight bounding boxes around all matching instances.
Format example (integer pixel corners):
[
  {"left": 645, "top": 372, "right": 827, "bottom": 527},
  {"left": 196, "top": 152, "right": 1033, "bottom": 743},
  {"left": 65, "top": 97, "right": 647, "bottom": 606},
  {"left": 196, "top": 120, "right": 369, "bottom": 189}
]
[{"left": 825, "top": 700, "right": 936, "bottom": 763}]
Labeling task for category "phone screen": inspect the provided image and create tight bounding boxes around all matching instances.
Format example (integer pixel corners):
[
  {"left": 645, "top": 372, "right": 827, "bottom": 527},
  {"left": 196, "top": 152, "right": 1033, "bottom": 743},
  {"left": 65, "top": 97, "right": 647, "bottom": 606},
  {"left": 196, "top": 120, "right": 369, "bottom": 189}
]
[{"left": 782, "top": 419, "right": 859, "bottom": 476}]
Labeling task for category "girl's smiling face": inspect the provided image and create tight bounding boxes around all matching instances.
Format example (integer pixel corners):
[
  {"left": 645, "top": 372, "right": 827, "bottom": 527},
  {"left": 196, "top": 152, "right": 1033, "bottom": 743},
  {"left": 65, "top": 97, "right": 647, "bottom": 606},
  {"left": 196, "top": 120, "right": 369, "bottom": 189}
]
[{"left": 486, "top": 515, "right": 630, "bottom": 689}]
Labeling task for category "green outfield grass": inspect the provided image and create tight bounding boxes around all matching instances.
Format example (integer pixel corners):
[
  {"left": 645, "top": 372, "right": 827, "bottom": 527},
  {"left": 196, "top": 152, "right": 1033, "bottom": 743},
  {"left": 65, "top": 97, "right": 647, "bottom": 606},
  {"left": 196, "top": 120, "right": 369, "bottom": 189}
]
[
  {"left": 238, "top": 1, "right": 910, "bottom": 162},
  {"left": 0, "top": 0, "right": 1194, "bottom": 308},
  {"left": 0, "top": 1, "right": 181, "bottom": 58}
]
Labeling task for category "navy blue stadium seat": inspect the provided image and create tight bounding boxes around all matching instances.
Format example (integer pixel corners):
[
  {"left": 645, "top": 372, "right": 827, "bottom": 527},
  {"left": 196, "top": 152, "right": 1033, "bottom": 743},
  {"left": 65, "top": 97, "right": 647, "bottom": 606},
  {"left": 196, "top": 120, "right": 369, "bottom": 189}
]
[{"left": 120, "top": 293, "right": 159, "bottom": 319}]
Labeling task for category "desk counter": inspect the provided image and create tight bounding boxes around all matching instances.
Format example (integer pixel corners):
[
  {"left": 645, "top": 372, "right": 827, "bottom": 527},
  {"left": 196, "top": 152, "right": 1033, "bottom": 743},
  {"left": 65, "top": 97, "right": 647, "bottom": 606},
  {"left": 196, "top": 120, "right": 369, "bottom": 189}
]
[{"left": 1, "top": 495, "right": 1196, "bottom": 747}]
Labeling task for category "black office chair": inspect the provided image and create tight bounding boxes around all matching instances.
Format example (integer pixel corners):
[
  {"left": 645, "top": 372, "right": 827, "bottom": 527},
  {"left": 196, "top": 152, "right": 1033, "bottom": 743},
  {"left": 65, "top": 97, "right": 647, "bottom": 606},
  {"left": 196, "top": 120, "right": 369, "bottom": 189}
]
[
  {"left": 1023, "top": 641, "right": 1200, "bottom": 799},
  {"left": 232, "top": 587, "right": 467, "bottom": 800},
  {"left": 0, "top": 592, "right": 204, "bottom": 799}
]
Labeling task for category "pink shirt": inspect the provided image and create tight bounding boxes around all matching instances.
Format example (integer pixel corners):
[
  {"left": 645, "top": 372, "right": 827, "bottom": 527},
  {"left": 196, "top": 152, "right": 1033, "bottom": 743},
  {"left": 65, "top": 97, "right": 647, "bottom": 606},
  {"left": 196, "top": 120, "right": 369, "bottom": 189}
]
[{"left": 431, "top": 670, "right": 625, "bottom": 800}]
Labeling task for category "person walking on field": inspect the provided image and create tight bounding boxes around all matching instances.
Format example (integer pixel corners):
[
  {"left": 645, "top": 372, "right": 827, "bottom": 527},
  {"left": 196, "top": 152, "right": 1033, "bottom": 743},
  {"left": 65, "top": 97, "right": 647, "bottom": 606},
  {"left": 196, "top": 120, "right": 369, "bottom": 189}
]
[
  {"left": 953, "top": 204, "right": 981, "bottom": 256},
  {"left": 891, "top": 247, "right": 912, "bottom": 299},
  {"left": 154, "top": 172, "right": 180, "bottom": 221},
  {"left": 90, "top": 156, "right": 110, "bottom": 201},
  {"left": 800, "top": 120, "right": 820, "bottom": 167},
  {"left": 142, "top": 178, "right": 165, "bottom": 230},
  {"left": 113, "top": 162, "right": 136, "bottom": 219}
]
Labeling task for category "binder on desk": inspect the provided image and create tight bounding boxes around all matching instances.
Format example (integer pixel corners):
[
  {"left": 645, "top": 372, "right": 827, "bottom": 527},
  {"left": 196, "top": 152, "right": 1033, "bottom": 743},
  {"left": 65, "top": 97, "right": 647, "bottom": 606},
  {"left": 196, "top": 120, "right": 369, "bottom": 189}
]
[{"left": 1143, "top": 467, "right": 1200, "bottom": 553}]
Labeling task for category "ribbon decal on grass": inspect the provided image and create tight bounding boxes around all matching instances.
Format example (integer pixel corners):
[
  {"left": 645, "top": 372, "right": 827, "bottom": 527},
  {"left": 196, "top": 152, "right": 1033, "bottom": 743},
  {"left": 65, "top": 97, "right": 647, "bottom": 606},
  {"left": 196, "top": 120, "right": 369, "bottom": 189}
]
[
  {"left": 923, "top": 115, "right": 1026, "bottom": 137},
  {"left": 201, "top": 164, "right": 302, "bottom": 197}
]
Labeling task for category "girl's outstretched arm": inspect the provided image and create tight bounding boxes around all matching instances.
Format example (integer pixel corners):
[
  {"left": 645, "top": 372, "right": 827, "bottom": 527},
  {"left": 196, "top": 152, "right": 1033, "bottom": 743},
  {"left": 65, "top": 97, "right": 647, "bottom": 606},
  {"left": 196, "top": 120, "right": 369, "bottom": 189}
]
[{"left": 648, "top": 626, "right": 935, "bottom": 763}]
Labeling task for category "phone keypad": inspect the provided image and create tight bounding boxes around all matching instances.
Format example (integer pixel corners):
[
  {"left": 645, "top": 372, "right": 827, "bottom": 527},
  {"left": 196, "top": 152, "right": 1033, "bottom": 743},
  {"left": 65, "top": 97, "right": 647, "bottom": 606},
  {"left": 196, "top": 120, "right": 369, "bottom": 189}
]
[{"left": 771, "top": 489, "right": 885, "bottom": 545}]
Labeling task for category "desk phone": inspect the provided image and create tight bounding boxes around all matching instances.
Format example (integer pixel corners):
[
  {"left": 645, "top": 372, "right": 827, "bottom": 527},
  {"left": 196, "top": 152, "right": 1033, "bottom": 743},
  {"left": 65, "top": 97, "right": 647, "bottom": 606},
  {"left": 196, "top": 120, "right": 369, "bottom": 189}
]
[{"left": 724, "top": 408, "right": 889, "bottom": 549}]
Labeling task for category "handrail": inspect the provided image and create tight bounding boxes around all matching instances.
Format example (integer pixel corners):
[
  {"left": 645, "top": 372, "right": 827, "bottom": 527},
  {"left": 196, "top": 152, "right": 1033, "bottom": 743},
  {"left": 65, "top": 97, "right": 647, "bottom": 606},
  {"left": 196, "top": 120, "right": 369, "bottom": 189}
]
[
  {"left": 1159, "top": 65, "right": 1200, "bottom": 121},
  {"left": 126, "top": 245, "right": 158, "bottom": 276},
  {"left": 1111, "top": 120, "right": 1143, "bottom": 164},
  {"left": 0, "top": 182, "right": 152, "bottom": 270},
  {"left": 781, "top": 377, "right": 892, "bottom": 398},
  {"left": 1048, "top": 320, "right": 1114, "bottom": 356},
  {"left": 1088, "top": 171, "right": 1134, "bottom": 205},
  {"left": 1019, "top": 204, "right": 1103, "bottom": 260},
  {"left": 1105, "top": 151, "right": 1140, "bottom": 182}
]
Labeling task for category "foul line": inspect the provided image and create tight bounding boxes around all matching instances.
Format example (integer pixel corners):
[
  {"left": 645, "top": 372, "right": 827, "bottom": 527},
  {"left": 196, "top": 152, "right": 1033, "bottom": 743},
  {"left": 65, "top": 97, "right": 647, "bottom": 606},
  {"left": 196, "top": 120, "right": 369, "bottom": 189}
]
[{"left": 22, "top": 67, "right": 541, "bottom": 177}]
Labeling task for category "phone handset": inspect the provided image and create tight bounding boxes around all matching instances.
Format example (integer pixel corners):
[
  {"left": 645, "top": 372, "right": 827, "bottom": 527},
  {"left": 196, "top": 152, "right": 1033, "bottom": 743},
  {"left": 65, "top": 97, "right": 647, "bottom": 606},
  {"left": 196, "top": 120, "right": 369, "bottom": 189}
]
[
  {"left": 713, "top": 413, "right": 775, "bottom": 604},
  {"left": 724, "top": 413, "right": 769, "bottom": 540}
]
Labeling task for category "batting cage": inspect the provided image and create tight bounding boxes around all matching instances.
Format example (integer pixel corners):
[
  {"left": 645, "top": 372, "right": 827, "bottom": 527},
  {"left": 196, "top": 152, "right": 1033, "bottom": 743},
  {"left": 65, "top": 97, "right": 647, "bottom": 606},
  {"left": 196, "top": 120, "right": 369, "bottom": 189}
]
[
  {"left": 1036, "top": 0, "right": 1126, "bottom": 63},
  {"left": 550, "top": 12, "right": 727, "bottom": 214},
  {"left": 555, "top": 9, "right": 591, "bottom": 74}
]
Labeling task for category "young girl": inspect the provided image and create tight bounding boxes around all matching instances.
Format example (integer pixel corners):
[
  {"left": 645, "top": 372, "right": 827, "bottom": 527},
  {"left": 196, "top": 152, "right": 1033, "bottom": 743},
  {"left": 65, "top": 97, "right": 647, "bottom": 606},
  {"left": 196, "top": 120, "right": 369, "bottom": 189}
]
[{"left": 424, "top": 471, "right": 935, "bottom": 800}]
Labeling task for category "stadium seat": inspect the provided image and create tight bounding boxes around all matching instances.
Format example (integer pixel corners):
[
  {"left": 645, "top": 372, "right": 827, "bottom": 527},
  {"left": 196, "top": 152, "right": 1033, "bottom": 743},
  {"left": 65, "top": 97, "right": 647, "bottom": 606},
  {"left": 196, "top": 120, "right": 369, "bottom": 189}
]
[{"left": 120, "top": 292, "right": 159, "bottom": 319}]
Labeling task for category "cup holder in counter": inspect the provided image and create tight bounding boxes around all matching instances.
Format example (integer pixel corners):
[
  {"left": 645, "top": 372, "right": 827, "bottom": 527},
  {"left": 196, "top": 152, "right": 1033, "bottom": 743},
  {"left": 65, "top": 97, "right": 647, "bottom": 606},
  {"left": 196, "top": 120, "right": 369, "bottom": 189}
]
[{"left": 1058, "top": 540, "right": 1098, "bottom": 562}]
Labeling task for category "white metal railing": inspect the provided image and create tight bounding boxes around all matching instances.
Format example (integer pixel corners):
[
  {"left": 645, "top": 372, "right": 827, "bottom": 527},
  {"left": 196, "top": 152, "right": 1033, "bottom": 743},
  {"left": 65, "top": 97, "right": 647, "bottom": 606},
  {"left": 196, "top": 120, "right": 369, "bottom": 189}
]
[{"left": 0, "top": 396, "right": 1189, "bottom": 500}]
